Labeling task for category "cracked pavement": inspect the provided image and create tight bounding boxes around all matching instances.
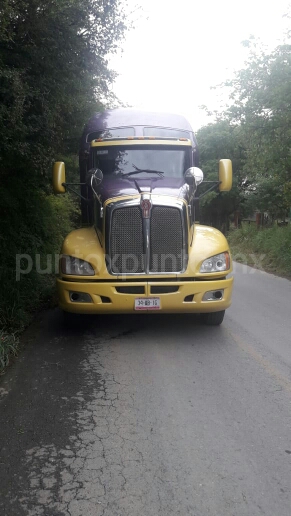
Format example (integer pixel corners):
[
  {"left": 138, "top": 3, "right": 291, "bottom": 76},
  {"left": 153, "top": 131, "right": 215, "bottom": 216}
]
[{"left": 1, "top": 263, "right": 291, "bottom": 515}]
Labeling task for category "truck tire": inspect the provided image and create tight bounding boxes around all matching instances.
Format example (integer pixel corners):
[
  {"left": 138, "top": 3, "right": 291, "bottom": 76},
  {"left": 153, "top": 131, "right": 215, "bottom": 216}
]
[{"left": 202, "top": 310, "right": 225, "bottom": 326}]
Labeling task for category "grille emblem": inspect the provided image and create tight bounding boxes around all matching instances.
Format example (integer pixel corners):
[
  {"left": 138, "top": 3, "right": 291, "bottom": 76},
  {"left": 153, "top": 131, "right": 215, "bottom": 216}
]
[{"left": 140, "top": 198, "right": 151, "bottom": 218}]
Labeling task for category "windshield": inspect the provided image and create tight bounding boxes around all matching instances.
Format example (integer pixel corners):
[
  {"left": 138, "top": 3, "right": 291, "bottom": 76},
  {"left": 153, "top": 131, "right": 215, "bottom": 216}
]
[{"left": 92, "top": 145, "right": 191, "bottom": 179}]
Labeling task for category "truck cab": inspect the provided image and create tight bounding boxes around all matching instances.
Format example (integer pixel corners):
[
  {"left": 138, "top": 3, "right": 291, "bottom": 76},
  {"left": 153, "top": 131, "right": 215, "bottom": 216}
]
[{"left": 53, "top": 109, "right": 233, "bottom": 325}]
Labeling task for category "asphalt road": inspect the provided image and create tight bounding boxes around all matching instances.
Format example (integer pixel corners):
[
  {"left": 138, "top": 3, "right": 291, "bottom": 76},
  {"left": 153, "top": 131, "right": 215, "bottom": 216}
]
[{"left": 0, "top": 263, "right": 291, "bottom": 516}]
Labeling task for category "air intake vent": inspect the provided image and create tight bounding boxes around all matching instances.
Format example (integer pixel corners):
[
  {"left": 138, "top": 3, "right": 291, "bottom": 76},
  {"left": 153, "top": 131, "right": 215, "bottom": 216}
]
[
  {"left": 115, "top": 286, "right": 145, "bottom": 294},
  {"left": 151, "top": 286, "right": 179, "bottom": 294}
]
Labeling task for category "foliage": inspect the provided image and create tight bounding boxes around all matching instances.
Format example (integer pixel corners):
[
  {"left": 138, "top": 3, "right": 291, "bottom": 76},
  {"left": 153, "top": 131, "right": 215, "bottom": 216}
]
[
  {"left": 228, "top": 224, "right": 291, "bottom": 277},
  {"left": 196, "top": 120, "right": 247, "bottom": 230},
  {"left": 0, "top": 0, "right": 129, "bottom": 355},
  {"left": 0, "top": 329, "right": 19, "bottom": 373},
  {"left": 225, "top": 41, "right": 291, "bottom": 219},
  {"left": 198, "top": 34, "right": 291, "bottom": 225},
  {"left": 0, "top": 0, "right": 128, "bottom": 178},
  {"left": 0, "top": 179, "right": 79, "bottom": 332}
]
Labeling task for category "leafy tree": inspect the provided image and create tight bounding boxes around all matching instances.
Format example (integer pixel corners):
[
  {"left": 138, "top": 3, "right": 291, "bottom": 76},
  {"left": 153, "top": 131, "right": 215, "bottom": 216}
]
[
  {"left": 224, "top": 40, "right": 291, "bottom": 219},
  {"left": 198, "top": 33, "right": 291, "bottom": 224},
  {"left": 196, "top": 120, "right": 246, "bottom": 230},
  {"left": 0, "top": 0, "right": 129, "bottom": 331},
  {"left": 0, "top": 0, "right": 128, "bottom": 179}
]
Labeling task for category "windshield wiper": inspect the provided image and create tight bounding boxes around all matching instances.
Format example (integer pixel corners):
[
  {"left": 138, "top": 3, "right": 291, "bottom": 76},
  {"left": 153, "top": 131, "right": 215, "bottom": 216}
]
[{"left": 120, "top": 164, "right": 164, "bottom": 178}]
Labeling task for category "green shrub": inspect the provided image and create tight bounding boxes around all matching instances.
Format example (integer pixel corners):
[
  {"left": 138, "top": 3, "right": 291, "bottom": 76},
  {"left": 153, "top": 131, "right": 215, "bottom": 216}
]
[
  {"left": 0, "top": 178, "right": 80, "bottom": 334},
  {"left": 0, "top": 330, "right": 19, "bottom": 372},
  {"left": 228, "top": 224, "right": 291, "bottom": 276}
]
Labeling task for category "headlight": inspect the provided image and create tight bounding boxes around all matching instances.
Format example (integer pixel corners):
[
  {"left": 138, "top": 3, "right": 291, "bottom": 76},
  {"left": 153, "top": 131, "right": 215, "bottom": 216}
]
[
  {"left": 200, "top": 252, "right": 230, "bottom": 273},
  {"left": 61, "top": 255, "right": 94, "bottom": 275}
]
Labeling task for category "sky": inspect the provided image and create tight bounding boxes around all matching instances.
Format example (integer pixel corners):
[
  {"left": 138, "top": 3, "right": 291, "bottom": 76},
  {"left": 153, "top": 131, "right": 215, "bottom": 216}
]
[{"left": 109, "top": 0, "right": 291, "bottom": 130}]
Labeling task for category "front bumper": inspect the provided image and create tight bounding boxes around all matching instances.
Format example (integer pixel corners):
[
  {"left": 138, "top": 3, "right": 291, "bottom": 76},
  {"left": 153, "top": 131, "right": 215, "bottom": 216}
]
[{"left": 57, "top": 276, "right": 233, "bottom": 314}]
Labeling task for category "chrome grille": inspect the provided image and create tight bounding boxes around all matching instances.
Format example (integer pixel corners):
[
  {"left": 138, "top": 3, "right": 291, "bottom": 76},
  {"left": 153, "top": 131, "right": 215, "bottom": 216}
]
[
  {"left": 150, "top": 206, "right": 183, "bottom": 272},
  {"left": 110, "top": 207, "right": 144, "bottom": 273}
]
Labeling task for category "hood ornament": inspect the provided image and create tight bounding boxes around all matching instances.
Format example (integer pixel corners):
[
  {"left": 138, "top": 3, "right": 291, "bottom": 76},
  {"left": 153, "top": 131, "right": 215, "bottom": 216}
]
[{"left": 140, "top": 197, "right": 152, "bottom": 218}]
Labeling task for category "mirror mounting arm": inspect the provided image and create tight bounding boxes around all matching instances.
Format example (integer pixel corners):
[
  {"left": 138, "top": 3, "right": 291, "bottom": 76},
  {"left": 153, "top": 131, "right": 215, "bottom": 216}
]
[
  {"left": 62, "top": 182, "right": 89, "bottom": 203},
  {"left": 188, "top": 183, "right": 197, "bottom": 203},
  {"left": 198, "top": 181, "right": 220, "bottom": 199}
]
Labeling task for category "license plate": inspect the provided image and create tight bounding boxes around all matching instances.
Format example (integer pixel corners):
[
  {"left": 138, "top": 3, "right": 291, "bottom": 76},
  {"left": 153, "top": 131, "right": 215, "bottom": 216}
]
[{"left": 134, "top": 297, "right": 160, "bottom": 310}]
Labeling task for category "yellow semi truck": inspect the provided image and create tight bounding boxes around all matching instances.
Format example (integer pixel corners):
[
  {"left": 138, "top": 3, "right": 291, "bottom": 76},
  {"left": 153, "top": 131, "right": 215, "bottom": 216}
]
[{"left": 53, "top": 109, "right": 233, "bottom": 325}]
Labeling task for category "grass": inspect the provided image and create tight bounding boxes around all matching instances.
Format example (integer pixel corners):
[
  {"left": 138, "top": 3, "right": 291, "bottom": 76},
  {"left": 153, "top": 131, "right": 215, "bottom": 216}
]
[
  {"left": 227, "top": 223, "right": 291, "bottom": 278},
  {"left": 0, "top": 329, "right": 19, "bottom": 372}
]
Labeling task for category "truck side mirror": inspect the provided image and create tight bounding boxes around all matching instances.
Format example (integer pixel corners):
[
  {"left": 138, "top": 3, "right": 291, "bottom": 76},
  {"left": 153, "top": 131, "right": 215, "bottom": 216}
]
[
  {"left": 184, "top": 167, "right": 204, "bottom": 187},
  {"left": 219, "top": 159, "right": 232, "bottom": 191},
  {"left": 86, "top": 168, "right": 103, "bottom": 188},
  {"left": 53, "top": 162, "right": 66, "bottom": 194},
  {"left": 86, "top": 169, "right": 103, "bottom": 201}
]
